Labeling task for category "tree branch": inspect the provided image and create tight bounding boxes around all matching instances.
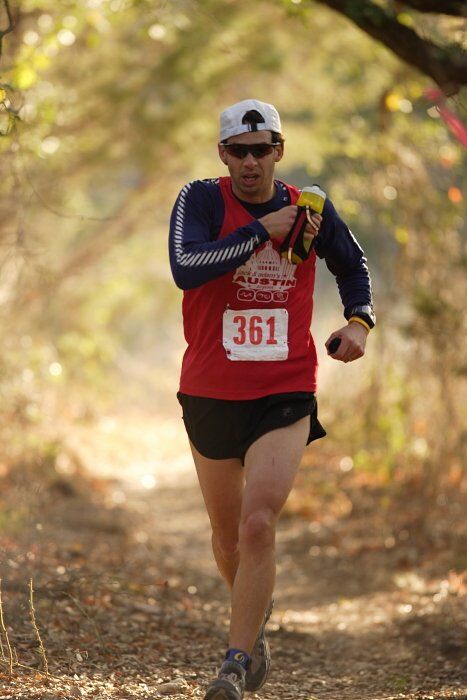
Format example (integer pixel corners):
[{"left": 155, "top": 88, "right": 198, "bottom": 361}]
[
  {"left": 314, "top": 0, "right": 467, "bottom": 93},
  {"left": 400, "top": 0, "right": 467, "bottom": 17},
  {"left": 0, "top": 0, "right": 15, "bottom": 57}
]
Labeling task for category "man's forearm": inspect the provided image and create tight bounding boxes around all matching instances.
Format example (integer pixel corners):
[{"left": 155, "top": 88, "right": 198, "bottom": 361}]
[
  {"left": 335, "top": 264, "right": 374, "bottom": 315},
  {"left": 170, "top": 221, "right": 269, "bottom": 290}
]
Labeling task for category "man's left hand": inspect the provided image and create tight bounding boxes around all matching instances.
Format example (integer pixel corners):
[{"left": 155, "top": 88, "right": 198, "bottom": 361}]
[
  {"left": 303, "top": 213, "right": 322, "bottom": 242},
  {"left": 325, "top": 321, "right": 368, "bottom": 363}
]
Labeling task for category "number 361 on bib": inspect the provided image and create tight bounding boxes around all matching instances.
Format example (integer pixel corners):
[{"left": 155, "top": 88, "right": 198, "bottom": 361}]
[{"left": 222, "top": 308, "right": 289, "bottom": 361}]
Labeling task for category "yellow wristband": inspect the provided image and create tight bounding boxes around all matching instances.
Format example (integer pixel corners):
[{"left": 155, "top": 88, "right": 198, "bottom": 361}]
[{"left": 349, "top": 316, "right": 371, "bottom": 333}]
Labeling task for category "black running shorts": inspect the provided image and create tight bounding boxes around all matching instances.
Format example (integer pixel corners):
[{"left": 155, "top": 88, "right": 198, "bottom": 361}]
[{"left": 177, "top": 391, "right": 326, "bottom": 465}]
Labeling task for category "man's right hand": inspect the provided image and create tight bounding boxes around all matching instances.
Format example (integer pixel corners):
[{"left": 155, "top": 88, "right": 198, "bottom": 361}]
[
  {"left": 259, "top": 206, "right": 322, "bottom": 242},
  {"left": 258, "top": 206, "right": 299, "bottom": 240}
]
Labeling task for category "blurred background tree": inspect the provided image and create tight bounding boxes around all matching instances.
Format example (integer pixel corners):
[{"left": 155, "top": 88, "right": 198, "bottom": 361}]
[
  {"left": 0, "top": 0, "right": 465, "bottom": 536},
  {"left": 315, "top": 0, "right": 467, "bottom": 93}
]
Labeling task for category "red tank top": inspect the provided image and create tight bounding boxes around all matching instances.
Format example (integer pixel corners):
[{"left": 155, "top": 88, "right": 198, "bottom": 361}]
[{"left": 179, "top": 177, "right": 318, "bottom": 399}]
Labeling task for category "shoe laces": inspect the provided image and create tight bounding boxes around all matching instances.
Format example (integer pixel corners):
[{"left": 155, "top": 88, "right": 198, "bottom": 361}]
[{"left": 219, "top": 671, "right": 242, "bottom": 685}]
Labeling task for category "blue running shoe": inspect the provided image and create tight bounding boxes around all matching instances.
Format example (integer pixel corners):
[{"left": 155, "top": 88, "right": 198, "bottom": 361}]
[
  {"left": 204, "top": 660, "right": 245, "bottom": 700},
  {"left": 244, "top": 599, "right": 274, "bottom": 692}
]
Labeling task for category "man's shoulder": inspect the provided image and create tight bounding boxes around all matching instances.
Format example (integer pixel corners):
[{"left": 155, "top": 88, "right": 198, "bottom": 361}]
[
  {"left": 174, "top": 179, "right": 224, "bottom": 224},
  {"left": 175, "top": 178, "right": 221, "bottom": 211},
  {"left": 176, "top": 178, "right": 222, "bottom": 209},
  {"left": 179, "top": 178, "right": 221, "bottom": 197}
]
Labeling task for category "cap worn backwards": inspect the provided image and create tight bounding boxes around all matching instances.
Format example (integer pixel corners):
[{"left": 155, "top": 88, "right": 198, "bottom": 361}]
[{"left": 219, "top": 99, "right": 282, "bottom": 142}]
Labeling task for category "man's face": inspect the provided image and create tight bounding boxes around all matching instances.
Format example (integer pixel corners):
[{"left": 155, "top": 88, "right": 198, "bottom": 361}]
[{"left": 218, "top": 130, "right": 284, "bottom": 203}]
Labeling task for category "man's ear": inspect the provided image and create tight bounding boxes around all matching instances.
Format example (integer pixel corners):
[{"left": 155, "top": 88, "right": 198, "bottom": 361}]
[
  {"left": 218, "top": 144, "right": 228, "bottom": 165},
  {"left": 274, "top": 143, "right": 284, "bottom": 162}
]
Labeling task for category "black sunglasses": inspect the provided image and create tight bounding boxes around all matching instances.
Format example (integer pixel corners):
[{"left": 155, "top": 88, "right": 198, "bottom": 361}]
[{"left": 221, "top": 142, "right": 281, "bottom": 159}]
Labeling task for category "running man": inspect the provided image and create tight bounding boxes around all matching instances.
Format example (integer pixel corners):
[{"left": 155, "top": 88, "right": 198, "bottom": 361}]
[{"left": 169, "top": 99, "right": 375, "bottom": 700}]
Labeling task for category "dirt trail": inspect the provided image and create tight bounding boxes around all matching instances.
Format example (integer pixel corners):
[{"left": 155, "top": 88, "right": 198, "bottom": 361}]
[{"left": 0, "top": 423, "right": 466, "bottom": 700}]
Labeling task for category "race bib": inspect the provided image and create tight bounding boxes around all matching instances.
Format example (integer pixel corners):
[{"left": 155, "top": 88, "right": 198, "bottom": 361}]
[{"left": 223, "top": 308, "right": 289, "bottom": 361}]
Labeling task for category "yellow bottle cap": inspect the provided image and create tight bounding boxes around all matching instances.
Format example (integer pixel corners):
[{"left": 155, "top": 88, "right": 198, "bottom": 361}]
[{"left": 297, "top": 185, "right": 326, "bottom": 213}]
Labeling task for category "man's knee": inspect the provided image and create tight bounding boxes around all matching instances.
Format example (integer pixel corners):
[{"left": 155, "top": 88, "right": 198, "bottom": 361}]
[{"left": 239, "top": 508, "right": 276, "bottom": 551}]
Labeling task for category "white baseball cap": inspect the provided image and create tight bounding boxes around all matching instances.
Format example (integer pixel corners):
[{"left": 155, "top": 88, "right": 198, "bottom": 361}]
[{"left": 219, "top": 99, "right": 282, "bottom": 142}]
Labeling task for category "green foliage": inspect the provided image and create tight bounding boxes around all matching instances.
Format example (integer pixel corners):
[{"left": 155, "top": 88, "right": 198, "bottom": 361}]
[{"left": 0, "top": 0, "right": 465, "bottom": 495}]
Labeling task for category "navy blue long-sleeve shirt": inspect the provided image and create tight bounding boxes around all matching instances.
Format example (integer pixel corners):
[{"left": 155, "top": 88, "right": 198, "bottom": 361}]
[{"left": 169, "top": 178, "right": 373, "bottom": 318}]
